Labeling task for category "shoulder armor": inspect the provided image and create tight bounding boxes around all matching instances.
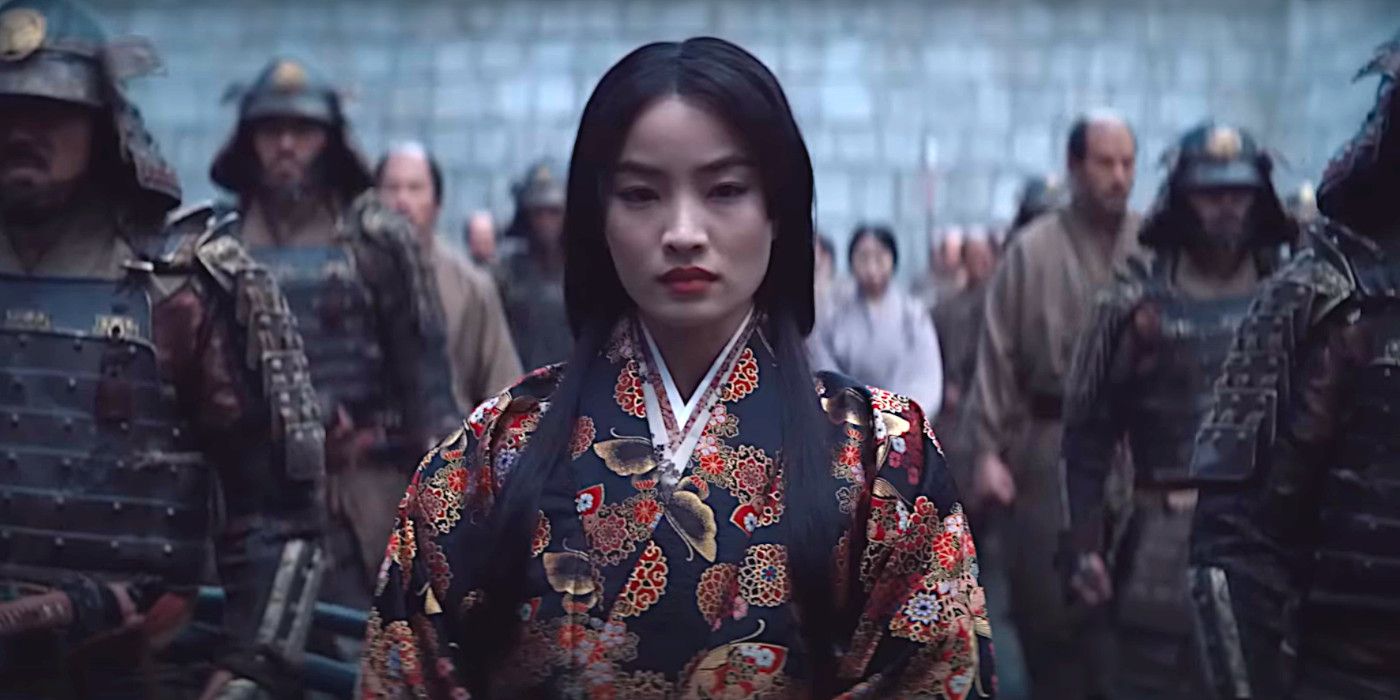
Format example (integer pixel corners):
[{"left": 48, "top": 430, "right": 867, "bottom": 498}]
[
  {"left": 1064, "top": 270, "right": 1152, "bottom": 427},
  {"left": 190, "top": 225, "right": 326, "bottom": 483},
  {"left": 158, "top": 201, "right": 243, "bottom": 274},
  {"left": 344, "top": 192, "right": 445, "bottom": 338},
  {"left": 1190, "top": 240, "right": 1355, "bottom": 483},
  {"left": 347, "top": 191, "right": 415, "bottom": 250}
]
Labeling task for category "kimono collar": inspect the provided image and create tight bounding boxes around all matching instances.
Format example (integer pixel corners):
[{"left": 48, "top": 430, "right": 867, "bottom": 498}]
[{"left": 634, "top": 308, "right": 757, "bottom": 486}]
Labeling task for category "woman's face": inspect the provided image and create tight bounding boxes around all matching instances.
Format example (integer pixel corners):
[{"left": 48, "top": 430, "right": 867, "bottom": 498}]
[
  {"left": 851, "top": 234, "right": 895, "bottom": 298},
  {"left": 605, "top": 96, "right": 772, "bottom": 334}
]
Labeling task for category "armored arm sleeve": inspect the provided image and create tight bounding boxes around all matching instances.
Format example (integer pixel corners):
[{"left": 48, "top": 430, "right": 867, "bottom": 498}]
[
  {"left": 1062, "top": 284, "right": 1141, "bottom": 554},
  {"left": 186, "top": 230, "right": 327, "bottom": 682},
  {"left": 1187, "top": 245, "right": 1353, "bottom": 699},
  {"left": 1256, "top": 317, "right": 1353, "bottom": 551},
  {"left": 353, "top": 196, "right": 459, "bottom": 461}
]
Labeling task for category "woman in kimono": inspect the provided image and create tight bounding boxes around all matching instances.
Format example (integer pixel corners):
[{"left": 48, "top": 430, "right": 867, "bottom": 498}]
[
  {"left": 360, "top": 37, "right": 994, "bottom": 699},
  {"left": 810, "top": 224, "right": 946, "bottom": 418}
]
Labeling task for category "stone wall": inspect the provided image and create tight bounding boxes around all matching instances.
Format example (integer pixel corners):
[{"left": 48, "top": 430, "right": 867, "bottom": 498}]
[{"left": 102, "top": 0, "right": 1400, "bottom": 268}]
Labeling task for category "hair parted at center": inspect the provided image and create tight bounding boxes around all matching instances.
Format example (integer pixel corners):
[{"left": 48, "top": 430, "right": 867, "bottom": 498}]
[
  {"left": 457, "top": 37, "right": 847, "bottom": 697},
  {"left": 562, "top": 37, "right": 817, "bottom": 337}
]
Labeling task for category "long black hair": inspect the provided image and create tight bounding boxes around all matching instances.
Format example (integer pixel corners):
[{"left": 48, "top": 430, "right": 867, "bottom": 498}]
[
  {"left": 847, "top": 223, "right": 900, "bottom": 270},
  {"left": 459, "top": 37, "right": 846, "bottom": 695}
]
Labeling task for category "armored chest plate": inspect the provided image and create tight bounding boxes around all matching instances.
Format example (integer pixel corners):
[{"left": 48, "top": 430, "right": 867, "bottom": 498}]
[
  {"left": 1128, "top": 292, "right": 1253, "bottom": 485},
  {"left": 0, "top": 273, "right": 210, "bottom": 584},
  {"left": 250, "top": 245, "right": 386, "bottom": 421}
]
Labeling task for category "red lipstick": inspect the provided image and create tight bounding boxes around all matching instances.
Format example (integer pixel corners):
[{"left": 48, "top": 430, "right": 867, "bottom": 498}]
[{"left": 658, "top": 266, "right": 719, "bottom": 295}]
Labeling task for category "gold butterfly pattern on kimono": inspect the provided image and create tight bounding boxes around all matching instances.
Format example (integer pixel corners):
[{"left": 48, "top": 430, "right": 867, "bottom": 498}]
[{"left": 360, "top": 319, "right": 995, "bottom": 699}]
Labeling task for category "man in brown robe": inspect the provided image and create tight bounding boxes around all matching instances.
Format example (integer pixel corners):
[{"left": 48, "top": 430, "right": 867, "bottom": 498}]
[
  {"left": 376, "top": 142, "right": 523, "bottom": 413},
  {"left": 966, "top": 112, "right": 1142, "bottom": 699}
]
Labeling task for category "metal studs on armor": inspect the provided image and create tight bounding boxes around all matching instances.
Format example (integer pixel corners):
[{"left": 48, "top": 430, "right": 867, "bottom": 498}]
[
  {"left": 166, "top": 506, "right": 176, "bottom": 518},
  {"left": 163, "top": 543, "right": 174, "bottom": 556},
  {"left": 66, "top": 378, "right": 77, "bottom": 391},
  {"left": 53, "top": 537, "right": 64, "bottom": 548},
  {"left": 111, "top": 501, "right": 122, "bottom": 512},
  {"left": 4, "top": 452, "right": 14, "bottom": 467},
  {"left": 53, "top": 495, "right": 64, "bottom": 508}
]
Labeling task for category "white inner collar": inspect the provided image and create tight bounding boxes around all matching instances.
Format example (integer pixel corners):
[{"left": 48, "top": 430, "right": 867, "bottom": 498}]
[{"left": 639, "top": 307, "right": 754, "bottom": 429}]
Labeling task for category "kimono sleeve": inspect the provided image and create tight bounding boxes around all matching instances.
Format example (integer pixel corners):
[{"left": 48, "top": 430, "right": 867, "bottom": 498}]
[
  {"left": 359, "top": 387, "right": 521, "bottom": 700},
  {"left": 836, "top": 388, "right": 996, "bottom": 699}
]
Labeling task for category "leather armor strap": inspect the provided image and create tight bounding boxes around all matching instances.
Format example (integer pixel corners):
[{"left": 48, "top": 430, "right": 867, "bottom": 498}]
[
  {"left": 0, "top": 591, "right": 72, "bottom": 637},
  {"left": 197, "top": 231, "right": 326, "bottom": 483}
]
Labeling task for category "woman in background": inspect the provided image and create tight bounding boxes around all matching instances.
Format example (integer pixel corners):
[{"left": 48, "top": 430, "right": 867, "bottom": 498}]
[
  {"left": 361, "top": 37, "right": 992, "bottom": 699},
  {"left": 812, "top": 224, "right": 946, "bottom": 419}
]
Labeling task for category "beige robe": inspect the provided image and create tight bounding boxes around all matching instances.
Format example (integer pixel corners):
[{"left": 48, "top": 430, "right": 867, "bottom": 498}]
[
  {"left": 426, "top": 240, "right": 523, "bottom": 412},
  {"left": 967, "top": 203, "right": 1141, "bottom": 697},
  {"left": 0, "top": 200, "right": 130, "bottom": 278}
]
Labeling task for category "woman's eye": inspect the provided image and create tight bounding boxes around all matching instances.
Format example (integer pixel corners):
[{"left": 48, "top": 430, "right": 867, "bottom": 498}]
[
  {"left": 615, "top": 186, "right": 658, "bottom": 205},
  {"left": 710, "top": 182, "right": 749, "bottom": 200}
]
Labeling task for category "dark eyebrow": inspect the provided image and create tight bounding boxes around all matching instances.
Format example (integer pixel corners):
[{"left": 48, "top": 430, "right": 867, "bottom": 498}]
[
  {"left": 613, "top": 154, "right": 756, "bottom": 179},
  {"left": 697, "top": 154, "right": 756, "bottom": 174}
]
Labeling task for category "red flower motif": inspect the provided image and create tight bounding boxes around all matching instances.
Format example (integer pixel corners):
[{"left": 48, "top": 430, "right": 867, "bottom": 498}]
[
  {"left": 924, "top": 416, "right": 943, "bottom": 452},
  {"left": 720, "top": 349, "right": 760, "bottom": 402},
  {"left": 697, "top": 451, "right": 726, "bottom": 477},
  {"left": 424, "top": 539, "right": 453, "bottom": 591},
  {"left": 614, "top": 362, "right": 646, "bottom": 418},
  {"left": 531, "top": 511, "right": 552, "bottom": 557},
  {"left": 632, "top": 498, "right": 663, "bottom": 528},
  {"left": 732, "top": 449, "right": 772, "bottom": 498},
  {"left": 838, "top": 443, "right": 862, "bottom": 467},
  {"left": 696, "top": 563, "right": 742, "bottom": 630},
  {"left": 444, "top": 467, "right": 468, "bottom": 493},
  {"left": 587, "top": 510, "right": 633, "bottom": 561},
  {"left": 868, "top": 387, "right": 909, "bottom": 413},
  {"left": 615, "top": 542, "right": 669, "bottom": 618},
  {"left": 570, "top": 417, "right": 597, "bottom": 460},
  {"left": 934, "top": 531, "right": 961, "bottom": 570}
]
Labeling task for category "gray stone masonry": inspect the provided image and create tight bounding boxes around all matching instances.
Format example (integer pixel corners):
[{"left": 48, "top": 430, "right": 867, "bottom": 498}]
[{"left": 99, "top": 0, "right": 1400, "bottom": 273}]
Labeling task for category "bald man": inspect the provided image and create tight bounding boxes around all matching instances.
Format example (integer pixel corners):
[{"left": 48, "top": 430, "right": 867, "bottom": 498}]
[
  {"left": 376, "top": 144, "right": 522, "bottom": 413},
  {"left": 965, "top": 113, "right": 1142, "bottom": 699}
]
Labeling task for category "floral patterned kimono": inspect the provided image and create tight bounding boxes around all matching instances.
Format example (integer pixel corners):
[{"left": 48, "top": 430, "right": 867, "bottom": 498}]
[{"left": 361, "top": 313, "right": 994, "bottom": 699}]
